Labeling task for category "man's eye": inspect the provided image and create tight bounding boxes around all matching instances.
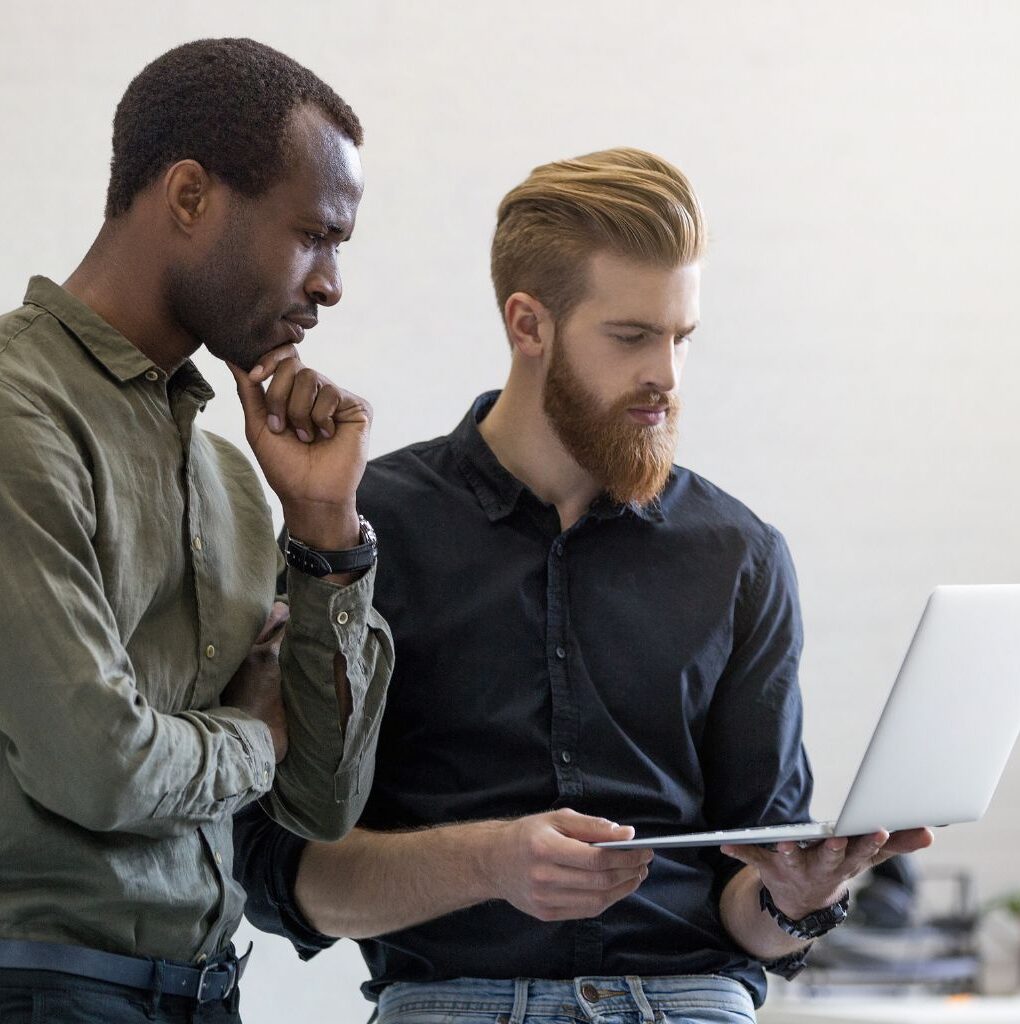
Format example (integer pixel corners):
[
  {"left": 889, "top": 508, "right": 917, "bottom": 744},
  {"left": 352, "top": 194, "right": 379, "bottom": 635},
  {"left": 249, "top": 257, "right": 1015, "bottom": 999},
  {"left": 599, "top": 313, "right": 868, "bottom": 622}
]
[
  {"left": 303, "top": 231, "right": 325, "bottom": 246},
  {"left": 614, "top": 333, "right": 646, "bottom": 345}
]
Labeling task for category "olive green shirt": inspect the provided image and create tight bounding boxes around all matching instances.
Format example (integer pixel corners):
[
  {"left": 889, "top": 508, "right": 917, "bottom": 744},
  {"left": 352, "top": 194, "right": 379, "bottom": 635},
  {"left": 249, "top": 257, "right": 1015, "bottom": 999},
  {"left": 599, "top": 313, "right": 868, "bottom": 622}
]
[{"left": 0, "top": 277, "right": 393, "bottom": 962}]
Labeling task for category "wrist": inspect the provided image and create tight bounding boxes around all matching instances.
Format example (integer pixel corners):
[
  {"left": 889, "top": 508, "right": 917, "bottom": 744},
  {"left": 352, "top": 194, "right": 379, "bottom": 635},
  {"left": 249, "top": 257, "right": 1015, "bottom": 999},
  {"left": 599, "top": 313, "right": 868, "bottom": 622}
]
[
  {"left": 464, "top": 820, "right": 507, "bottom": 903},
  {"left": 771, "top": 884, "right": 848, "bottom": 921},
  {"left": 761, "top": 883, "right": 850, "bottom": 940},
  {"left": 283, "top": 501, "right": 360, "bottom": 550}
]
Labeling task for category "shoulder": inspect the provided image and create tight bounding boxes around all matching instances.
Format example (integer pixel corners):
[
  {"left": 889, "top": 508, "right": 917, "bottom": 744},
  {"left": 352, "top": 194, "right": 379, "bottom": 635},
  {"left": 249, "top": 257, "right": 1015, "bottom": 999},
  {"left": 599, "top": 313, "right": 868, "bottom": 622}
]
[
  {"left": 360, "top": 435, "right": 455, "bottom": 503},
  {"left": 0, "top": 302, "right": 64, "bottom": 391},
  {"left": 0, "top": 302, "right": 109, "bottom": 424},
  {"left": 660, "top": 466, "right": 783, "bottom": 560}
]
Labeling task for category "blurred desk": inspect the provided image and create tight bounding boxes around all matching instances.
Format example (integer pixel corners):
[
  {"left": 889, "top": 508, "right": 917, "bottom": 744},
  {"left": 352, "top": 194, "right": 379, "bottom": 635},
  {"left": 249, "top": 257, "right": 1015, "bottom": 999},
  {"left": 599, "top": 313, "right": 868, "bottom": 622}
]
[{"left": 758, "top": 996, "right": 1020, "bottom": 1024}]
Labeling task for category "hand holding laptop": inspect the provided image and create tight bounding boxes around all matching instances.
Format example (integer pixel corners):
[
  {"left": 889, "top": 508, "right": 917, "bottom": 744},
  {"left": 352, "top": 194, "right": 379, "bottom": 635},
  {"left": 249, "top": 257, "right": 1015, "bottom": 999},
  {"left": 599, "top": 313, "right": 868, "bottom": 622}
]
[{"left": 720, "top": 826, "right": 934, "bottom": 920}]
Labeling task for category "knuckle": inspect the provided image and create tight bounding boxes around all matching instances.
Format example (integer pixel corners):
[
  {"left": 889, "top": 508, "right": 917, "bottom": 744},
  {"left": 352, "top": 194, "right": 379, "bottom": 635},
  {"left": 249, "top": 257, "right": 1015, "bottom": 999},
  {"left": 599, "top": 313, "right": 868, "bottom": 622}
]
[{"left": 527, "top": 865, "right": 549, "bottom": 888}]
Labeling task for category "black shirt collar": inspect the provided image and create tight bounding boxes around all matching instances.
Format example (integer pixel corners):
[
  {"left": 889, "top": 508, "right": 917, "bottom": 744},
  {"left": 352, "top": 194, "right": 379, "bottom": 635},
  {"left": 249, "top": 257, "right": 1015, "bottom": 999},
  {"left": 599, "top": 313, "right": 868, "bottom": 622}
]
[{"left": 450, "top": 390, "right": 666, "bottom": 525}]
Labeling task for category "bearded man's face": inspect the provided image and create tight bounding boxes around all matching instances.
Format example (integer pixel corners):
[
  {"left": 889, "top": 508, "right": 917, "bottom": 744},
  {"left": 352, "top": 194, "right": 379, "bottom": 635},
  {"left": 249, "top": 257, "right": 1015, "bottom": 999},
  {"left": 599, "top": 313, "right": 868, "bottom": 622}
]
[{"left": 541, "top": 252, "right": 700, "bottom": 506}]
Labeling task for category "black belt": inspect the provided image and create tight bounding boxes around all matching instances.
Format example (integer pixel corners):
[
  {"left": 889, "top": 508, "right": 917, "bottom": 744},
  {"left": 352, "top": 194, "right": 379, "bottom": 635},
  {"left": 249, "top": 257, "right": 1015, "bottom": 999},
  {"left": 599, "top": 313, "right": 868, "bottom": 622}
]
[{"left": 0, "top": 939, "right": 250, "bottom": 1004}]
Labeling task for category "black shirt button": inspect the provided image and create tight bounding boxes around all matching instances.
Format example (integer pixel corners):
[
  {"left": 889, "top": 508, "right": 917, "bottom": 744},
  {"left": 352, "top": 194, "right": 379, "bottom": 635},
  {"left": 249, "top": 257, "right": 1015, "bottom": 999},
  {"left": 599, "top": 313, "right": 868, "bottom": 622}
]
[
  {"left": 554, "top": 542, "right": 564, "bottom": 557},
  {"left": 555, "top": 646, "right": 566, "bottom": 660},
  {"left": 561, "top": 750, "right": 572, "bottom": 764}
]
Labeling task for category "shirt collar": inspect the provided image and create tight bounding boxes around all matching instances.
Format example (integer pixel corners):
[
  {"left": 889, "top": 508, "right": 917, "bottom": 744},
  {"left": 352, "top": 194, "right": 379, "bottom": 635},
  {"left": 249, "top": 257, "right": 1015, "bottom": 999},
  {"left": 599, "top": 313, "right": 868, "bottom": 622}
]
[
  {"left": 450, "top": 390, "right": 667, "bottom": 524},
  {"left": 23, "top": 276, "right": 215, "bottom": 404}
]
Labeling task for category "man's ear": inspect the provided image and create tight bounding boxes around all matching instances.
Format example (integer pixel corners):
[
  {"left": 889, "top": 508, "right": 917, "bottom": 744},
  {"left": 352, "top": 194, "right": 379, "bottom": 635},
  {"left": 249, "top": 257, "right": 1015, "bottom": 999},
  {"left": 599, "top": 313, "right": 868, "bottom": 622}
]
[
  {"left": 163, "top": 160, "right": 214, "bottom": 234},
  {"left": 504, "top": 292, "right": 554, "bottom": 358}
]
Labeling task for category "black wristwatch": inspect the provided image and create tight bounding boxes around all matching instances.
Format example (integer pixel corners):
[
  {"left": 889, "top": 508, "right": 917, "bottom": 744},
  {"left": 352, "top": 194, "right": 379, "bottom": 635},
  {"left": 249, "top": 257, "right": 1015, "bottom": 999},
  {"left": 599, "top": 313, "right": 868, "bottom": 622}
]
[
  {"left": 285, "top": 516, "right": 377, "bottom": 577},
  {"left": 759, "top": 884, "right": 850, "bottom": 940}
]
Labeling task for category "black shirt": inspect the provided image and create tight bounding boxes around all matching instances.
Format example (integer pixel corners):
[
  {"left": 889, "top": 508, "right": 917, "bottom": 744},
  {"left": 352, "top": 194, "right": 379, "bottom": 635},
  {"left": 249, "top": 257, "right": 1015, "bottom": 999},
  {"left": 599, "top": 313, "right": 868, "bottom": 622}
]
[{"left": 234, "top": 391, "right": 813, "bottom": 1007}]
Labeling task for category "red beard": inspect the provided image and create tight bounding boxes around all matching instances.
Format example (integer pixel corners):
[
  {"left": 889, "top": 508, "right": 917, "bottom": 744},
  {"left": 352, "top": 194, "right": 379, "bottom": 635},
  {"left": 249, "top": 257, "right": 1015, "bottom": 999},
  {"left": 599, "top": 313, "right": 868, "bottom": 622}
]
[{"left": 543, "top": 334, "right": 680, "bottom": 507}]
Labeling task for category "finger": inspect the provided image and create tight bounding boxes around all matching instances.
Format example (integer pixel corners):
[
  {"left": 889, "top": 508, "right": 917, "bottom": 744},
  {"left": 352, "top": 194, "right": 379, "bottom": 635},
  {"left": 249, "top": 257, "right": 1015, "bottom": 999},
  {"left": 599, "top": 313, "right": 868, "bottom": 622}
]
[
  {"left": 310, "top": 384, "right": 341, "bottom": 439},
  {"left": 551, "top": 809, "right": 634, "bottom": 844},
  {"left": 542, "top": 873, "right": 647, "bottom": 919},
  {"left": 285, "top": 368, "right": 323, "bottom": 443},
  {"left": 880, "top": 827, "right": 934, "bottom": 859},
  {"left": 552, "top": 837, "right": 653, "bottom": 873},
  {"left": 228, "top": 362, "right": 268, "bottom": 435},
  {"left": 256, "top": 601, "right": 290, "bottom": 644},
  {"left": 719, "top": 843, "right": 778, "bottom": 869},
  {"left": 811, "top": 836, "right": 850, "bottom": 872},
  {"left": 839, "top": 831, "right": 888, "bottom": 873},
  {"left": 248, "top": 344, "right": 300, "bottom": 384},
  {"left": 534, "top": 863, "right": 649, "bottom": 894},
  {"left": 330, "top": 388, "right": 373, "bottom": 428},
  {"left": 262, "top": 358, "right": 300, "bottom": 435}
]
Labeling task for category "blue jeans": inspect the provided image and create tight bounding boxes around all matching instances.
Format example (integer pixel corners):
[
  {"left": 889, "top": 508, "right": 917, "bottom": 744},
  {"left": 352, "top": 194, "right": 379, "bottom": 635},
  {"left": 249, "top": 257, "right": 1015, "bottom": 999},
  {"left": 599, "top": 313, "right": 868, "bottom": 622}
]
[{"left": 376, "top": 975, "right": 756, "bottom": 1024}]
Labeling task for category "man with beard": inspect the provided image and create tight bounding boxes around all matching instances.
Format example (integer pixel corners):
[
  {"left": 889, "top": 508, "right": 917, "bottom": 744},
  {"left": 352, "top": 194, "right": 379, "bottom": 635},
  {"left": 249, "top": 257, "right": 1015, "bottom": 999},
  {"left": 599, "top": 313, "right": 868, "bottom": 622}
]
[
  {"left": 234, "top": 148, "right": 930, "bottom": 1022},
  {"left": 0, "top": 39, "right": 392, "bottom": 1022}
]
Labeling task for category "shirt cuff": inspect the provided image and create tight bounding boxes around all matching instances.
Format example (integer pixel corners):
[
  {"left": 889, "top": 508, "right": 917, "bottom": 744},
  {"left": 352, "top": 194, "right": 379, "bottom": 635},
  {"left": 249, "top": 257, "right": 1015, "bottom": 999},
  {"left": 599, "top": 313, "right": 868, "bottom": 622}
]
[
  {"left": 285, "top": 562, "right": 378, "bottom": 656},
  {"left": 230, "top": 715, "right": 276, "bottom": 795}
]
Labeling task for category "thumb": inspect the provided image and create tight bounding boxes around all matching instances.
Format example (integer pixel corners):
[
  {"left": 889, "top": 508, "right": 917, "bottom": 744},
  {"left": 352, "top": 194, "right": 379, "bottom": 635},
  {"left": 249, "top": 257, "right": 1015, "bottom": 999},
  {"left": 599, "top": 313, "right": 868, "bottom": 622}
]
[
  {"left": 228, "top": 362, "right": 268, "bottom": 429},
  {"left": 551, "top": 809, "right": 635, "bottom": 843}
]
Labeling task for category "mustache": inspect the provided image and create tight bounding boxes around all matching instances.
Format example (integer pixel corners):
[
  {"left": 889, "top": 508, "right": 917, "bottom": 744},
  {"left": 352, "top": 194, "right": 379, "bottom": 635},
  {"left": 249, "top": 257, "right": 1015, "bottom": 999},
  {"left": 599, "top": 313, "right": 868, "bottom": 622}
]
[
  {"left": 616, "top": 389, "right": 679, "bottom": 413},
  {"left": 282, "top": 303, "right": 318, "bottom": 321}
]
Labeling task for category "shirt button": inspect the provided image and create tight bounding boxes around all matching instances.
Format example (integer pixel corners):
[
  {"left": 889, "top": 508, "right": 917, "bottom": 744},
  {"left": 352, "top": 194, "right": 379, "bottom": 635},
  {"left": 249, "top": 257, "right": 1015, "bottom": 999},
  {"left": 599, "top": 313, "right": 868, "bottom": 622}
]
[
  {"left": 205, "top": 644, "right": 216, "bottom": 659},
  {"left": 336, "top": 611, "right": 349, "bottom": 625},
  {"left": 554, "top": 542, "right": 564, "bottom": 557},
  {"left": 555, "top": 645, "right": 566, "bottom": 660},
  {"left": 214, "top": 850, "right": 222, "bottom": 866},
  {"left": 561, "top": 750, "right": 572, "bottom": 764},
  {"left": 144, "top": 369, "right": 160, "bottom": 382},
  {"left": 192, "top": 536, "right": 203, "bottom": 552}
]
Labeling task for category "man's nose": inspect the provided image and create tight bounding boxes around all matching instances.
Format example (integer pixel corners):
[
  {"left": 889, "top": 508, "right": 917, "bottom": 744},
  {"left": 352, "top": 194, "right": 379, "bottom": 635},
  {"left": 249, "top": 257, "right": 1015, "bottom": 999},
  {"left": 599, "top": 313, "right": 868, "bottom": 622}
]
[
  {"left": 643, "top": 339, "right": 679, "bottom": 395},
  {"left": 305, "top": 264, "right": 342, "bottom": 308}
]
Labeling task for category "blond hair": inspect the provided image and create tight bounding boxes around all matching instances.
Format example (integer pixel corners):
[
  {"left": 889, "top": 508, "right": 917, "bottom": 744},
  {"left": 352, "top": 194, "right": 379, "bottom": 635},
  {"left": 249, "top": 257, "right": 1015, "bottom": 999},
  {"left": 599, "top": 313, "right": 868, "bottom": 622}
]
[{"left": 490, "top": 147, "right": 705, "bottom": 324}]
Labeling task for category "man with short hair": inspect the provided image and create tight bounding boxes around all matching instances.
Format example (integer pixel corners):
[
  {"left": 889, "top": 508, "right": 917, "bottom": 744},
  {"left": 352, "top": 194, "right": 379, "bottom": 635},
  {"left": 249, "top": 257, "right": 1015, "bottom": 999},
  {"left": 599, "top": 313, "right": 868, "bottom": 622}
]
[
  {"left": 235, "top": 148, "right": 931, "bottom": 1023},
  {"left": 0, "top": 38, "right": 392, "bottom": 1022}
]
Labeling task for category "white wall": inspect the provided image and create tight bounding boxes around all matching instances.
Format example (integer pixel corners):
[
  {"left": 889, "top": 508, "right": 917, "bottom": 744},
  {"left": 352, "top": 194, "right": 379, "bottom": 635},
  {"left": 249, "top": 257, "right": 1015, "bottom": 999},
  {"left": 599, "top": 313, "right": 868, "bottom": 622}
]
[{"left": 3, "top": 2, "right": 1019, "bottom": 1020}]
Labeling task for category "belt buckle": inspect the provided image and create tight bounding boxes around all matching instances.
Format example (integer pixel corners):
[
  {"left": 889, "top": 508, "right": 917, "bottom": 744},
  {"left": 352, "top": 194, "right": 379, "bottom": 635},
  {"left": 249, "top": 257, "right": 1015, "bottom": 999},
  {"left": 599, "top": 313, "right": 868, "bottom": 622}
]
[
  {"left": 196, "top": 958, "right": 236, "bottom": 999},
  {"left": 195, "top": 960, "right": 216, "bottom": 1003}
]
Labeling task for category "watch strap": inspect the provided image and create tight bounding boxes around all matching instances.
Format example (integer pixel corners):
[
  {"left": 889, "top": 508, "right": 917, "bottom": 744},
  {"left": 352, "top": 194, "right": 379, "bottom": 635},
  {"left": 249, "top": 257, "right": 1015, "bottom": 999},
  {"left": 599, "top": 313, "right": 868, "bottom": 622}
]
[
  {"left": 285, "top": 516, "right": 377, "bottom": 577},
  {"left": 759, "top": 884, "right": 849, "bottom": 940}
]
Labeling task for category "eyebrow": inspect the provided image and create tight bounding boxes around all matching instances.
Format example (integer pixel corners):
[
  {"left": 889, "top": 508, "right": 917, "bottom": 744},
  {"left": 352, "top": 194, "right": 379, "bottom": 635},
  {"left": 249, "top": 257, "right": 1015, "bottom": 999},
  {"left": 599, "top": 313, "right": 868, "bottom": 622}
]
[
  {"left": 305, "top": 214, "right": 352, "bottom": 239},
  {"left": 603, "top": 319, "right": 699, "bottom": 337}
]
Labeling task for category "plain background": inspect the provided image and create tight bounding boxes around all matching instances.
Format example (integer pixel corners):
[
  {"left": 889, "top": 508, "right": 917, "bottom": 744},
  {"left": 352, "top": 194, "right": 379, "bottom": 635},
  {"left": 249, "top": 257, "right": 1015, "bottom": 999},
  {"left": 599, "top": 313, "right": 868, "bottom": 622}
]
[{"left": 2, "top": 1, "right": 1019, "bottom": 1020}]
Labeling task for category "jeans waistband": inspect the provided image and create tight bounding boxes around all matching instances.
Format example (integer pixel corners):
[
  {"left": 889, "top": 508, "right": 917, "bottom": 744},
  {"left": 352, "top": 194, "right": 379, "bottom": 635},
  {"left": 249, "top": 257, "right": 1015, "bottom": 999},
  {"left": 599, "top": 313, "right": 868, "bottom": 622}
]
[{"left": 378, "top": 974, "right": 755, "bottom": 1023}]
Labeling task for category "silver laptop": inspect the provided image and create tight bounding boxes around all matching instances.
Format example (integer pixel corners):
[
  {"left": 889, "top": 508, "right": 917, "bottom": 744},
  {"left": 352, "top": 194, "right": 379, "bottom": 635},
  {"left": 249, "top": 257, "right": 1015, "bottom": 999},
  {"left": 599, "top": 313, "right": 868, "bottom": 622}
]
[{"left": 595, "top": 585, "right": 1020, "bottom": 850}]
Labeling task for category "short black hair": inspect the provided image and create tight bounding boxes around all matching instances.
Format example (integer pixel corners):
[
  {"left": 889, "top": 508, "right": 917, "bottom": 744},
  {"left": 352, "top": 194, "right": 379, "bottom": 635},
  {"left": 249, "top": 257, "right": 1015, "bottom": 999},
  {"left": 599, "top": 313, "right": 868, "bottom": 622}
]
[{"left": 105, "top": 37, "right": 363, "bottom": 218}]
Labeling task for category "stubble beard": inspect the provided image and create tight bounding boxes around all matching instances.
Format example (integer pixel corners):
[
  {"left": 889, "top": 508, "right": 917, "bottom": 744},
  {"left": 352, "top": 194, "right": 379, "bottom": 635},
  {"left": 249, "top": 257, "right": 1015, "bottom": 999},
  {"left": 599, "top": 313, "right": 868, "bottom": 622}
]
[
  {"left": 164, "top": 214, "right": 277, "bottom": 372},
  {"left": 542, "top": 329, "right": 681, "bottom": 508}
]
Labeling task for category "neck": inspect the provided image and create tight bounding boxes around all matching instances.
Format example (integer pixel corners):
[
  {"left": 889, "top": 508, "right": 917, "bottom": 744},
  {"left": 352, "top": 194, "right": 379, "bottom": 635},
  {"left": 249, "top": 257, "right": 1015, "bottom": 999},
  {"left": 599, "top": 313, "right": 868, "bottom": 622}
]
[
  {"left": 478, "top": 362, "right": 601, "bottom": 532},
  {"left": 63, "top": 219, "right": 198, "bottom": 375}
]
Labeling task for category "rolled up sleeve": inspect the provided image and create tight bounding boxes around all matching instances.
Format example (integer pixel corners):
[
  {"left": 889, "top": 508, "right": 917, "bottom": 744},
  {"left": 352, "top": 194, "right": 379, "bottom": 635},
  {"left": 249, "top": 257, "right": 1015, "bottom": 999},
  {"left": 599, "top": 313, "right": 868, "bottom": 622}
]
[{"left": 263, "top": 565, "right": 394, "bottom": 841}]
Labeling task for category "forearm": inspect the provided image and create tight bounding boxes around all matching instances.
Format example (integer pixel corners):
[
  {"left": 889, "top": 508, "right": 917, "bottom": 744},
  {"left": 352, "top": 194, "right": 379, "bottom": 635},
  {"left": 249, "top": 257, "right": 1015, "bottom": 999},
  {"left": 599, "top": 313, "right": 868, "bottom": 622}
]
[
  {"left": 720, "top": 865, "right": 812, "bottom": 960},
  {"left": 295, "top": 821, "right": 502, "bottom": 939}
]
